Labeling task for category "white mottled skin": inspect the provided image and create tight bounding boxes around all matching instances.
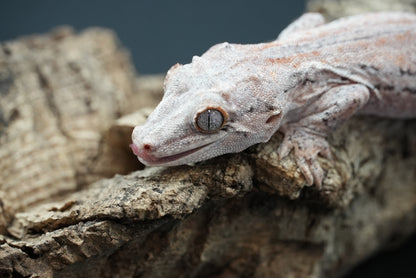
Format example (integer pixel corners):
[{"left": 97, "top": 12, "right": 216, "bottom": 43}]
[{"left": 132, "top": 12, "right": 416, "bottom": 187}]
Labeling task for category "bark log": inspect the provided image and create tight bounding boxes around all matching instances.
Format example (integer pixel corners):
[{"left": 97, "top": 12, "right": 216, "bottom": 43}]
[
  {"left": 307, "top": 0, "right": 416, "bottom": 20},
  {"left": 1, "top": 12, "right": 416, "bottom": 278}
]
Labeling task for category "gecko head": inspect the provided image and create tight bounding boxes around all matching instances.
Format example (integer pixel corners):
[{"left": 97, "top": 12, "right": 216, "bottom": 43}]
[{"left": 131, "top": 44, "right": 284, "bottom": 167}]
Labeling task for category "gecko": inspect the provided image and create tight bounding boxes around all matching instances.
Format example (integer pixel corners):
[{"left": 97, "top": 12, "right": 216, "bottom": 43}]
[{"left": 130, "top": 12, "right": 416, "bottom": 187}]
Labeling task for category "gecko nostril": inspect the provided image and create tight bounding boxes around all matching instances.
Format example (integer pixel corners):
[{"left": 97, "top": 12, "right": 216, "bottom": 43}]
[{"left": 143, "top": 144, "right": 152, "bottom": 151}]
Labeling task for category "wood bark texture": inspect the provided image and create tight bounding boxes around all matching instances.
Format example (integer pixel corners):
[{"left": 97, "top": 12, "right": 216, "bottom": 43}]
[
  {"left": 0, "top": 16, "right": 415, "bottom": 278},
  {"left": 307, "top": 0, "right": 416, "bottom": 19}
]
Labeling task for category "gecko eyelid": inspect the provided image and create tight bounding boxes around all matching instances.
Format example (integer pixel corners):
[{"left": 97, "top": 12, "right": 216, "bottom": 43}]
[{"left": 195, "top": 107, "right": 228, "bottom": 133}]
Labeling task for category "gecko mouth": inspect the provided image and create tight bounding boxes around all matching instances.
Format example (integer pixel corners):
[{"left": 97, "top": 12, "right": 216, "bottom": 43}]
[{"left": 130, "top": 142, "right": 213, "bottom": 166}]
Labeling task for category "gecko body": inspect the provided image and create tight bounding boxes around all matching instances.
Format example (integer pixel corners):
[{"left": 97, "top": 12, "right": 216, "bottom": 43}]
[{"left": 131, "top": 12, "right": 416, "bottom": 186}]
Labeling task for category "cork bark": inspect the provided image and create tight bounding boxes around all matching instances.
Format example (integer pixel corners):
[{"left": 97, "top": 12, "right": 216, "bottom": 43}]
[
  {"left": 1, "top": 7, "right": 416, "bottom": 278},
  {"left": 307, "top": 0, "right": 416, "bottom": 20}
]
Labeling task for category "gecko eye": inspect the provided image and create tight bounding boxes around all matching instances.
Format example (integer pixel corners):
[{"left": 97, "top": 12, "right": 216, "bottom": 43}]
[{"left": 195, "top": 107, "right": 227, "bottom": 133}]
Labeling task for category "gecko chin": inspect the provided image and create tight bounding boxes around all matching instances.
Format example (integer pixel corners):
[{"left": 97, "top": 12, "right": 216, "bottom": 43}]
[{"left": 130, "top": 142, "right": 214, "bottom": 166}]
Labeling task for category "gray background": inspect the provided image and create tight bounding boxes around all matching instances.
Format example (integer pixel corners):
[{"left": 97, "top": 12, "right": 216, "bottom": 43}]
[
  {"left": 0, "top": 1, "right": 415, "bottom": 277},
  {"left": 0, "top": 0, "right": 305, "bottom": 74}
]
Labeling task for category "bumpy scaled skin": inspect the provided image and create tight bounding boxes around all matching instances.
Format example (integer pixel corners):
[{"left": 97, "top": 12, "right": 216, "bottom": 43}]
[{"left": 131, "top": 12, "right": 416, "bottom": 187}]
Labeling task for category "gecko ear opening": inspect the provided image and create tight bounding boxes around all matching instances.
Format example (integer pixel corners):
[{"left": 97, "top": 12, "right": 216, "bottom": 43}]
[{"left": 266, "top": 110, "right": 282, "bottom": 124}]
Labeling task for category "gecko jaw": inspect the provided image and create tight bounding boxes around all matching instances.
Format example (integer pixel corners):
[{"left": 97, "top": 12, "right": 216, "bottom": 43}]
[{"left": 130, "top": 142, "right": 213, "bottom": 166}]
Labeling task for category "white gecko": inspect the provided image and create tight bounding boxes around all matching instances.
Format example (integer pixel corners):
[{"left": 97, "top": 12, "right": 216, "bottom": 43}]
[{"left": 131, "top": 12, "right": 416, "bottom": 187}]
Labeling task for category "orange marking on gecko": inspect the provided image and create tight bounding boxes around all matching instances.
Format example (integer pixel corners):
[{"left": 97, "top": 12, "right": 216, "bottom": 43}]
[
  {"left": 221, "top": 92, "right": 231, "bottom": 101},
  {"left": 267, "top": 50, "right": 322, "bottom": 68},
  {"left": 394, "top": 31, "right": 412, "bottom": 41},
  {"left": 259, "top": 42, "right": 281, "bottom": 51},
  {"left": 396, "top": 55, "right": 406, "bottom": 65},
  {"left": 375, "top": 37, "right": 387, "bottom": 46}
]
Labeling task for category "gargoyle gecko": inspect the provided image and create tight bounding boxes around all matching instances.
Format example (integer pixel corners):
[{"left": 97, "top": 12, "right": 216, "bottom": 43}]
[{"left": 131, "top": 12, "right": 416, "bottom": 187}]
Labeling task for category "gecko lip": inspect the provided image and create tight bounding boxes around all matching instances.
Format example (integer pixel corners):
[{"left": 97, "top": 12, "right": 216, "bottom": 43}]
[{"left": 130, "top": 142, "right": 213, "bottom": 166}]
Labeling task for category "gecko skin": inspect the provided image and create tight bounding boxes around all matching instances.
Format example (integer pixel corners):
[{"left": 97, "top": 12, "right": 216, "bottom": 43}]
[{"left": 131, "top": 12, "right": 416, "bottom": 187}]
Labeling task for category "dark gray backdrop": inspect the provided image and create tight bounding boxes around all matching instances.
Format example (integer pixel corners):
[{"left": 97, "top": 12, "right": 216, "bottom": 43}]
[
  {"left": 0, "top": 1, "right": 415, "bottom": 277},
  {"left": 0, "top": 0, "right": 305, "bottom": 74}
]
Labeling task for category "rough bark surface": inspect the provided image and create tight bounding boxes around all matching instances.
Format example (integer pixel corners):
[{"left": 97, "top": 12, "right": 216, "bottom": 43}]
[
  {"left": 1, "top": 9, "right": 416, "bottom": 278},
  {"left": 307, "top": 0, "right": 416, "bottom": 19},
  {"left": 0, "top": 26, "right": 141, "bottom": 221}
]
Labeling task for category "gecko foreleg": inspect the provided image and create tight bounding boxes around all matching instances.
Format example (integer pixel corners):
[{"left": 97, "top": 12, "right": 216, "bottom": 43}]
[{"left": 278, "top": 84, "right": 370, "bottom": 187}]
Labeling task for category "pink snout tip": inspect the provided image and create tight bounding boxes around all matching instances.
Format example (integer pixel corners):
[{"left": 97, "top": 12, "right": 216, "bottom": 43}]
[{"left": 130, "top": 143, "right": 140, "bottom": 156}]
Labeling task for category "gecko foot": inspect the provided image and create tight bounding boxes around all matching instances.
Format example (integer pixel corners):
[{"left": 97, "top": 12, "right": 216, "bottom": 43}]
[{"left": 277, "top": 126, "right": 332, "bottom": 188}]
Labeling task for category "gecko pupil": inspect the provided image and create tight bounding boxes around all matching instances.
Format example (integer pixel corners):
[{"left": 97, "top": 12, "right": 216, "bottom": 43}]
[{"left": 196, "top": 109, "right": 224, "bottom": 132}]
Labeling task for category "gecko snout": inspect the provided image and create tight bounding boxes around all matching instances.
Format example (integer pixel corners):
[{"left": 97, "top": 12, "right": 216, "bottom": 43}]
[
  {"left": 131, "top": 126, "right": 159, "bottom": 163},
  {"left": 130, "top": 142, "right": 152, "bottom": 155},
  {"left": 129, "top": 142, "right": 156, "bottom": 166},
  {"left": 129, "top": 143, "right": 141, "bottom": 156}
]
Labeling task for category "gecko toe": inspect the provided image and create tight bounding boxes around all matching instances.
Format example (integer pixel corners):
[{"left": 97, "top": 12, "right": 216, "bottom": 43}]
[
  {"left": 296, "top": 156, "right": 314, "bottom": 186},
  {"left": 277, "top": 137, "right": 293, "bottom": 159},
  {"left": 310, "top": 159, "right": 324, "bottom": 188}
]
